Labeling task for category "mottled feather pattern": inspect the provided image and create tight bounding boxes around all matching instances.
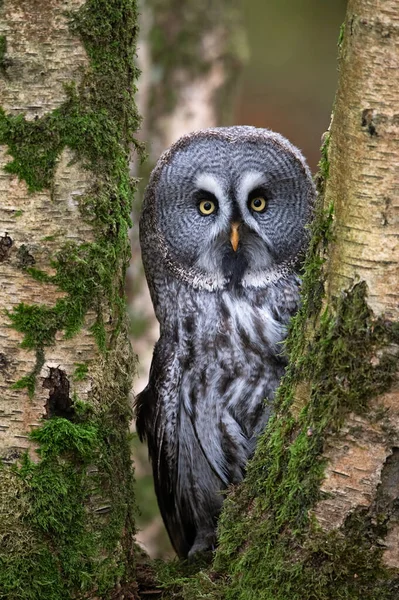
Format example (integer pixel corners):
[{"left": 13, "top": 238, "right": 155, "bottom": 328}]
[{"left": 136, "top": 126, "right": 315, "bottom": 557}]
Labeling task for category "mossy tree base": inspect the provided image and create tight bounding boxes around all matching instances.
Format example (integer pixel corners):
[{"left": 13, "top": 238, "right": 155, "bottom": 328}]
[{"left": 0, "top": 1, "right": 142, "bottom": 598}]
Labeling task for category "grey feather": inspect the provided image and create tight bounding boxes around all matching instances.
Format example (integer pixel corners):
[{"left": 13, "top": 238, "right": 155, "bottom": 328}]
[{"left": 136, "top": 126, "right": 315, "bottom": 557}]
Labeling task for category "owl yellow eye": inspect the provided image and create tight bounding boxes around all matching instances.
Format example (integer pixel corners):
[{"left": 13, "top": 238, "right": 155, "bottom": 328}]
[
  {"left": 199, "top": 200, "right": 216, "bottom": 215},
  {"left": 249, "top": 196, "right": 267, "bottom": 212}
]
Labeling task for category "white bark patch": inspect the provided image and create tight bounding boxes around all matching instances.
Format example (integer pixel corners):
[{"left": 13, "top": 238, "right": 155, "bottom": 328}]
[
  {"left": 53, "top": 147, "right": 92, "bottom": 218},
  {"left": 0, "top": 0, "right": 88, "bottom": 119}
]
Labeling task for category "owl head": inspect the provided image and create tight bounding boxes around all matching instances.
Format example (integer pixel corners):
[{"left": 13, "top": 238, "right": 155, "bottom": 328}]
[{"left": 140, "top": 126, "right": 315, "bottom": 292}]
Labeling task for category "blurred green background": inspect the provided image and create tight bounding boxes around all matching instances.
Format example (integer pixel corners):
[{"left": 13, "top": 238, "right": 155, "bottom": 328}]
[
  {"left": 133, "top": 0, "right": 347, "bottom": 558},
  {"left": 235, "top": 0, "right": 347, "bottom": 171}
]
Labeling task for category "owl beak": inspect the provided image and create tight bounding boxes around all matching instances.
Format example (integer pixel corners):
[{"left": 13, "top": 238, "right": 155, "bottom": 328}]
[{"left": 230, "top": 222, "right": 240, "bottom": 252}]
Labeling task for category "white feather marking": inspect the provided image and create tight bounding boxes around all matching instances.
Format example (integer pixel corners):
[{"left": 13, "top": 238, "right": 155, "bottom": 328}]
[
  {"left": 192, "top": 272, "right": 226, "bottom": 291},
  {"left": 222, "top": 292, "right": 285, "bottom": 350},
  {"left": 242, "top": 269, "right": 285, "bottom": 288},
  {"left": 195, "top": 172, "right": 231, "bottom": 229},
  {"left": 237, "top": 171, "right": 266, "bottom": 207},
  {"left": 195, "top": 172, "right": 225, "bottom": 199},
  {"left": 235, "top": 170, "right": 269, "bottom": 239}
]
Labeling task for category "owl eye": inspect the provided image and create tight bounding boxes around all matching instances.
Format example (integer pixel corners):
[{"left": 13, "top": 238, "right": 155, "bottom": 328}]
[
  {"left": 198, "top": 199, "right": 216, "bottom": 215},
  {"left": 249, "top": 196, "right": 267, "bottom": 213}
]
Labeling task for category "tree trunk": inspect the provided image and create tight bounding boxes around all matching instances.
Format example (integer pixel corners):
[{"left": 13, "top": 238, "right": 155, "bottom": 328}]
[
  {"left": 162, "top": 0, "right": 399, "bottom": 598},
  {"left": 0, "top": 1, "right": 141, "bottom": 598},
  {"left": 139, "top": 0, "right": 245, "bottom": 162}
]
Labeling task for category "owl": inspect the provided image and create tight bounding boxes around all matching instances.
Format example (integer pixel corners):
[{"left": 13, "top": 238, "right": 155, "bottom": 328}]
[{"left": 136, "top": 126, "right": 315, "bottom": 558}]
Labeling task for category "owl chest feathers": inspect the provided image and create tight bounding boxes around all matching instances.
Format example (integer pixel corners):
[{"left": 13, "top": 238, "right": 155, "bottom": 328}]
[
  {"left": 159, "top": 276, "right": 297, "bottom": 366},
  {"left": 154, "top": 277, "right": 299, "bottom": 483},
  {"left": 175, "top": 288, "right": 286, "bottom": 375}
]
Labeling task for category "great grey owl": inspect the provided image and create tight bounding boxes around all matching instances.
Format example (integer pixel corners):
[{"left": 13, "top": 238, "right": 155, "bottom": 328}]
[{"left": 136, "top": 126, "right": 315, "bottom": 558}]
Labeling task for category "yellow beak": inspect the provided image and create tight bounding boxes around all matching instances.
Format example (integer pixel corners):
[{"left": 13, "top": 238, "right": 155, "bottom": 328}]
[{"left": 230, "top": 222, "right": 240, "bottom": 252}]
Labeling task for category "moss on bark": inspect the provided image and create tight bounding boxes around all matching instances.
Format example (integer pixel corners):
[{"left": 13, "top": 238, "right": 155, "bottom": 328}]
[
  {"left": 0, "top": 1, "right": 141, "bottom": 597},
  {"left": 0, "top": 0, "right": 142, "bottom": 393}
]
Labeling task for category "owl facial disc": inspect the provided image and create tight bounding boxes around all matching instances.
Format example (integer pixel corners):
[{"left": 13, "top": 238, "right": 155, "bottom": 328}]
[{"left": 140, "top": 126, "right": 315, "bottom": 292}]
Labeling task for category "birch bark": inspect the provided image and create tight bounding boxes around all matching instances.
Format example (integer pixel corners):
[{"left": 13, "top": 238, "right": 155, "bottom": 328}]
[
  {"left": 0, "top": 2, "right": 140, "bottom": 597},
  {"left": 312, "top": 0, "right": 399, "bottom": 568}
]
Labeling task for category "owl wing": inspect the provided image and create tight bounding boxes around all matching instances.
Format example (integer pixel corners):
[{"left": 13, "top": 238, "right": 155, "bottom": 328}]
[
  {"left": 268, "top": 275, "right": 302, "bottom": 326},
  {"left": 135, "top": 342, "right": 194, "bottom": 558}
]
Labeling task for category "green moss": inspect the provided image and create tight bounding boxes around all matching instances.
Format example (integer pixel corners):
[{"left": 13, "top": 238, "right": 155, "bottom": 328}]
[
  {"left": 318, "top": 132, "right": 330, "bottom": 182},
  {"left": 1, "top": 1, "right": 141, "bottom": 597},
  {"left": 73, "top": 362, "right": 90, "bottom": 380},
  {"left": 11, "top": 348, "right": 45, "bottom": 398},
  {"left": 13, "top": 209, "right": 23, "bottom": 217},
  {"left": 213, "top": 509, "right": 397, "bottom": 600},
  {"left": 154, "top": 556, "right": 225, "bottom": 600},
  {"left": 0, "top": 555, "right": 65, "bottom": 600},
  {"left": 41, "top": 233, "right": 60, "bottom": 241},
  {"left": 0, "top": 34, "right": 6, "bottom": 59},
  {"left": 3, "top": 364, "right": 137, "bottom": 598},
  {"left": 1, "top": 410, "right": 136, "bottom": 599},
  {"left": 90, "top": 312, "right": 107, "bottom": 353},
  {"left": 30, "top": 417, "right": 98, "bottom": 457},
  {"left": 16, "top": 244, "right": 35, "bottom": 269}
]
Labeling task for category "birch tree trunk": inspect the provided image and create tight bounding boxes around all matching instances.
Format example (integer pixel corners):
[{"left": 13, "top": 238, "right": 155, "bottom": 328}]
[
  {"left": 163, "top": 0, "right": 399, "bottom": 597},
  {"left": 137, "top": 0, "right": 245, "bottom": 162},
  {"left": 0, "top": 1, "right": 141, "bottom": 598}
]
